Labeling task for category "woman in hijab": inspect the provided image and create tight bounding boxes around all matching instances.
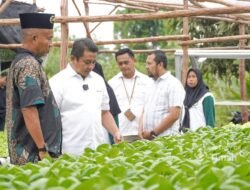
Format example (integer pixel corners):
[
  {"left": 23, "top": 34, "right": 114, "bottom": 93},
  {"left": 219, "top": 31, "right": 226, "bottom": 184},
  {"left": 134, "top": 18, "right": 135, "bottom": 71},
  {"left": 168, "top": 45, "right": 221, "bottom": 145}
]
[{"left": 180, "top": 68, "right": 215, "bottom": 132}]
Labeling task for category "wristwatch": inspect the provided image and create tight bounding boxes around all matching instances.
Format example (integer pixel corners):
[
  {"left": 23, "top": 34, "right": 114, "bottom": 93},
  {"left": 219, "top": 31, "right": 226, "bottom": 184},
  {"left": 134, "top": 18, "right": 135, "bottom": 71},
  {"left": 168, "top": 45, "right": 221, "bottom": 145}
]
[
  {"left": 150, "top": 130, "right": 158, "bottom": 138},
  {"left": 38, "top": 144, "right": 48, "bottom": 152}
]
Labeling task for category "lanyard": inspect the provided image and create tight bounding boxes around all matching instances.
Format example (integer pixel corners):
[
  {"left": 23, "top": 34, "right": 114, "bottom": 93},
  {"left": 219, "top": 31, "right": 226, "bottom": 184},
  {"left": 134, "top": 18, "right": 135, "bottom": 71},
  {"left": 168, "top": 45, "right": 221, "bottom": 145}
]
[{"left": 122, "top": 76, "right": 137, "bottom": 106}]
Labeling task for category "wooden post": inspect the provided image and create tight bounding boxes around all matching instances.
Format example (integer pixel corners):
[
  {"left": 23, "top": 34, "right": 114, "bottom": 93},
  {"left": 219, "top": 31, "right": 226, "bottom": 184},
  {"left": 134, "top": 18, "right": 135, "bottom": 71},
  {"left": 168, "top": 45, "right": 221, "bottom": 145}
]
[
  {"left": 72, "top": 0, "right": 91, "bottom": 38},
  {"left": 181, "top": 0, "right": 189, "bottom": 84},
  {"left": 239, "top": 24, "right": 248, "bottom": 123},
  {"left": 60, "top": 0, "right": 69, "bottom": 70},
  {"left": 83, "top": 0, "right": 91, "bottom": 38},
  {"left": 0, "top": 0, "right": 12, "bottom": 13}
]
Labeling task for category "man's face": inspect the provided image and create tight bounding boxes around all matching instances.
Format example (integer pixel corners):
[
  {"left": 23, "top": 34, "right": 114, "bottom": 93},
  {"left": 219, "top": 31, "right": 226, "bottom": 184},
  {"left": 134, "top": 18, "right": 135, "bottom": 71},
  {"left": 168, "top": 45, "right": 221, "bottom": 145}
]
[
  {"left": 71, "top": 50, "right": 97, "bottom": 78},
  {"left": 35, "top": 29, "right": 53, "bottom": 57},
  {"left": 116, "top": 53, "right": 135, "bottom": 78},
  {"left": 146, "top": 54, "right": 158, "bottom": 79}
]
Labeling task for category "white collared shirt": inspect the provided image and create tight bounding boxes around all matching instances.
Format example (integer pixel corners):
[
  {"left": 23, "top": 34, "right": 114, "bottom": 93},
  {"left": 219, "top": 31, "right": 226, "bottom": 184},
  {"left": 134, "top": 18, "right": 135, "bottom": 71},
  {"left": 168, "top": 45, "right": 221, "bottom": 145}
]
[
  {"left": 143, "top": 71, "right": 185, "bottom": 136},
  {"left": 108, "top": 70, "right": 152, "bottom": 136},
  {"left": 49, "top": 64, "right": 110, "bottom": 155}
]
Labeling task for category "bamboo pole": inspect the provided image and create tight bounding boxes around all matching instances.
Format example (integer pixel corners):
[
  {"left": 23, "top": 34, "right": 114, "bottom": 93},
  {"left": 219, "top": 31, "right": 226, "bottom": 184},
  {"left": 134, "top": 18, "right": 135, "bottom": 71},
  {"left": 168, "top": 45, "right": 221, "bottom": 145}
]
[
  {"left": 72, "top": 0, "right": 90, "bottom": 36},
  {"left": 3, "top": 43, "right": 250, "bottom": 51},
  {"left": 94, "top": 35, "right": 190, "bottom": 45},
  {"left": 197, "top": 0, "right": 250, "bottom": 20},
  {"left": 98, "top": 49, "right": 176, "bottom": 54},
  {"left": 90, "top": 6, "right": 118, "bottom": 33},
  {"left": 179, "top": 35, "right": 250, "bottom": 45},
  {"left": 53, "top": 6, "right": 250, "bottom": 23},
  {"left": 0, "top": 44, "right": 21, "bottom": 49},
  {"left": 83, "top": 0, "right": 91, "bottom": 38},
  {"left": 197, "top": 46, "right": 250, "bottom": 50},
  {"left": 60, "top": 0, "right": 68, "bottom": 70},
  {"left": 2, "top": 6, "right": 250, "bottom": 25},
  {"left": 0, "top": 35, "right": 189, "bottom": 49},
  {"left": 239, "top": 24, "right": 248, "bottom": 123},
  {"left": 181, "top": 0, "right": 189, "bottom": 84},
  {"left": 0, "top": 0, "right": 12, "bottom": 13},
  {"left": 189, "top": 0, "right": 204, "bottom": 8},
  {"left": 194, "top": 15, "right": 250, "bottom": 24}
]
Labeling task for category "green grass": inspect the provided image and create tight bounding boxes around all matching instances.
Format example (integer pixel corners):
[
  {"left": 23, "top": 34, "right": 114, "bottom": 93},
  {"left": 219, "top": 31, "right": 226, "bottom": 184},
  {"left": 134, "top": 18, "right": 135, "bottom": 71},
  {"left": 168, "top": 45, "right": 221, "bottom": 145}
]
[{"left": 0, "top": 131, "right": 8, "bottom": 157}]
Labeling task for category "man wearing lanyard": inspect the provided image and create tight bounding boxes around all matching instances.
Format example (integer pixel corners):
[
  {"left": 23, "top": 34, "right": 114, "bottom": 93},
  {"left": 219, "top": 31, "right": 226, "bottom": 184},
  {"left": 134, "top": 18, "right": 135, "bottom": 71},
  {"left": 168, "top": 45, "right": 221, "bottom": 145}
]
[{"left": 109, "top": 48, "right": 152, "bottom": 142}]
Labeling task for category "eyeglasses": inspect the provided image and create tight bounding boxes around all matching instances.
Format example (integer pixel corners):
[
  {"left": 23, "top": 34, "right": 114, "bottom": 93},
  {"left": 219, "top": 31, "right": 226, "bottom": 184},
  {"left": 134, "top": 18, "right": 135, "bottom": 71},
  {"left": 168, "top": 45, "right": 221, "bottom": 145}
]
[{"left": 82, "top": 84, "right": 89, "bottom": 91}]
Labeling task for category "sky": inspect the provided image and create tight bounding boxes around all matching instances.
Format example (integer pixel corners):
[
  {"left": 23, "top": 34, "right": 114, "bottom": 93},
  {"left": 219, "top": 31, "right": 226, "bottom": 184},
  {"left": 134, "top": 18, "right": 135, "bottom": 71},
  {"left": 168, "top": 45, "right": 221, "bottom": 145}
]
[{"left": 16, "top": 0, "right": 115, "bottom": 41}]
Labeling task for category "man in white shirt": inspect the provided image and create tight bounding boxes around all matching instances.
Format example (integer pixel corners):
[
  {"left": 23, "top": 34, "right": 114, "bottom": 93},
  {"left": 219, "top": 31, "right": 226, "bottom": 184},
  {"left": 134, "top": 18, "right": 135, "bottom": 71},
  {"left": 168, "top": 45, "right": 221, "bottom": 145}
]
[
  {"left": 139, "top": 50, "right": 185, "bottom": 139},
  {"left": 109, "top": 48, "right": 151, "bottom": 142},
  {"left": 50, "top": 38, "right": 121, "bottom": 155}
]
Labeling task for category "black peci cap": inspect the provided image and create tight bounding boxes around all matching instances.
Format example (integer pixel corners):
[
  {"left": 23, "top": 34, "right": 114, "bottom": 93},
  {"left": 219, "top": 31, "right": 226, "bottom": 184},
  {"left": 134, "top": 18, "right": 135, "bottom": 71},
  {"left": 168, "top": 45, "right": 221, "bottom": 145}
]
[{"left": 19, "top": 13, "right": 55, "bottom": 29}]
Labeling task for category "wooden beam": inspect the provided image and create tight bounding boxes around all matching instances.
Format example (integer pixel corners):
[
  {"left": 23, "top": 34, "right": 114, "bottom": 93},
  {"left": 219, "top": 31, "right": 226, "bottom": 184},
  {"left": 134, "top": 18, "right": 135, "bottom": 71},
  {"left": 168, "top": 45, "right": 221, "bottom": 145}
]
[
  {"left": 60, "top": 0, "right": 68, "bottom": 70},
  {"left": 0, "top": 35, "right": 189, "bottom": 49},
  {"left": 2, "top": 6, "right": 250, "bottom": 25},
  {"left": 54, "top": 6, "right": 250, "bottom": 23},
  {"left": 98, "top": 49, "right": 176, "bottom": 54},
  {"left": 194, "top": 15, "right": 250, "bottom": 24},
  {"left": 94, "top": 35, "right": 190, "bottom": 45},
  {"left": 0, "top": 44, "right": 21, "bottom": 49},
  {"left": 239, "top": 24, "right": 248, "bottom": 123},
  {"left": 83, "top": 0, "right": 91, "bottom": 38},
  {"left": 90, "top": 6, "right": 118, "bottom": 33},
  {"left": 0, "top": 0, "right": 12, "bottom": 13},
  {"left": 181, "top": 0, "right": 189, "bottom": 84},
  {"left": 179, "top": 35, "right": 250, "bottom": 45}
]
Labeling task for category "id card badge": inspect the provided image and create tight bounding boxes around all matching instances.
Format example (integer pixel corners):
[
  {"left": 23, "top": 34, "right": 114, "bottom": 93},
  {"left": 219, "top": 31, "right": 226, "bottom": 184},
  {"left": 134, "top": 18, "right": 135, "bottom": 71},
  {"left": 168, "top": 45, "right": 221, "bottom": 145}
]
[{"left": 124, "top": 108, "right": 136, "bottom": 121}]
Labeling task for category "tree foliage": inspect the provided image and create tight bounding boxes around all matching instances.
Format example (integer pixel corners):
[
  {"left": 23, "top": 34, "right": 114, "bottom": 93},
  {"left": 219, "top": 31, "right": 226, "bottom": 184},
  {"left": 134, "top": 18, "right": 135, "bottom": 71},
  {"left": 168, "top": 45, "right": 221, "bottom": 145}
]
[
  {"left": 114, "top": 9, "right": 175, "bottom": 63},
  {"left": 114, "top": 9, "right": 250, "bottom": 80},
  {"left": 187, "top": 18, "right": 250, "bottom": 80}
]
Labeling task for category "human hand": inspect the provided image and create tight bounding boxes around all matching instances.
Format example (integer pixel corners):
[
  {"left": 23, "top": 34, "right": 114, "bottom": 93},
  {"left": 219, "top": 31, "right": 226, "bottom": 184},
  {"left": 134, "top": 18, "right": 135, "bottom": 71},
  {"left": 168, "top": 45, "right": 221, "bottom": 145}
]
[
  {"left": 39, "top": 151, "right": 50, "bottom": 160},
  {"left": 0, "top": 76, "right": 6, "bottom": 88},
  {"left": 138, "top": 125, "right": 144, "bottom": 139},
  {"left": 142, "top": 131, "right": 153, "bottom": 140},
  {"left": 113, "top": 131, "right": 122, "bottom": 144}
]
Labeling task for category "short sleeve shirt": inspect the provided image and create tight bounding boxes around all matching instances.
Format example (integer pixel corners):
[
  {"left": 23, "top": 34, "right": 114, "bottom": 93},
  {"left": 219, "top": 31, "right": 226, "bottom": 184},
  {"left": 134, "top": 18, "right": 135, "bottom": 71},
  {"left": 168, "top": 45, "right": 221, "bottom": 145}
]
[
  {"left": 143, "top": 71, "right": 185, "bottom": 136},
  {"left": 108, "top": 71, "right": 152, "bottom": 136},
  {"left": 49, "top": 64, "right": 110, "bottom": 155},
  {"left": 6, "top": 49, "right": 62, "bottom": 165}
]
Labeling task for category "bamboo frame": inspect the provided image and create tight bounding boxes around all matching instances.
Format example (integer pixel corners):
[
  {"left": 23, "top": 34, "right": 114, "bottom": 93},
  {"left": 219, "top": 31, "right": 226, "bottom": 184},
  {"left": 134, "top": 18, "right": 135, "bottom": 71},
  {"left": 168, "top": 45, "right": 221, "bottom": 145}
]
[
  {"left": 2, "top": 5, "right": 250, "bottom": 25},
  {"left": 239, "top": 24, "right": 248, "bottom": 122},
  {"left": 60, "top": 0, "right": 68, "bottom": 70},
  {"left": 182, "top": 0, "right": 189, "bottom": 84},
  {"left": 0, "top": 0, "right": 249, "bottom": 119}
]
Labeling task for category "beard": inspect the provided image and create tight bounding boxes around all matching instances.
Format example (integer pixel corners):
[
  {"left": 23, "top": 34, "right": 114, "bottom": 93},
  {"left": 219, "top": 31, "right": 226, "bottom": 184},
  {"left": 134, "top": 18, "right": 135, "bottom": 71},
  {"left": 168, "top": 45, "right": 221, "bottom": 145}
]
[
  {"left": 147, "top": 71, "right": 154, "bottom": 78},
  {"left": 148, "top": 74, "right": 154, "bottom": 78}
]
